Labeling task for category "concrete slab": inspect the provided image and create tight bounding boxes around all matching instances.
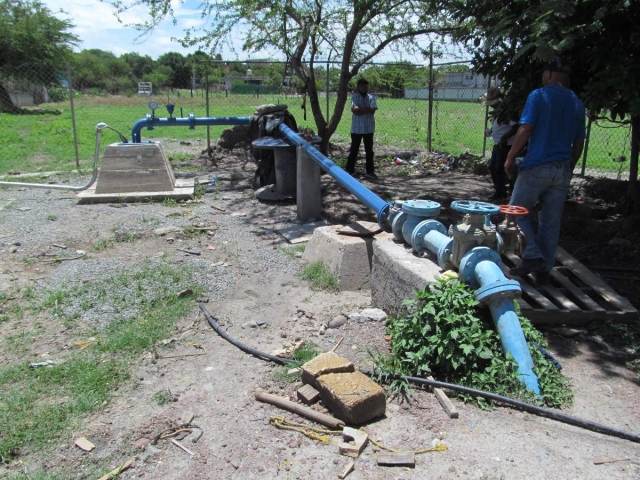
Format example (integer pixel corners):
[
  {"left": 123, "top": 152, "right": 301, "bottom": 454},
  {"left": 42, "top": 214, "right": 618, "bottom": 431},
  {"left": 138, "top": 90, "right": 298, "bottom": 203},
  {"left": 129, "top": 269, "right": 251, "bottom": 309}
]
[
  {"left": 371, "top": 236, "right": 442, "bottom": 316},
  {"left": 302, "top": 225, "right": 393, "bottom": 291},
  {"left": 276, "top": 220, "right": 330, "bottom": 244},
  {"left": 76, "top": 184, "right": 194, "bottom": 205}
]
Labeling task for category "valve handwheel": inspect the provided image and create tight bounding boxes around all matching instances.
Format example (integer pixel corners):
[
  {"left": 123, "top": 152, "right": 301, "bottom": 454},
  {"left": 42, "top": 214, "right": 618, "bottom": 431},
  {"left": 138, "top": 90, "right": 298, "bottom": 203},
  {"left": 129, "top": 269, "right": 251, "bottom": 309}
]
[
  {"left": 499, "top": 205, "right": 529, "bottom": 216},
  {"left": 450, "top": 200, "right": 500, "bottom": 215}
]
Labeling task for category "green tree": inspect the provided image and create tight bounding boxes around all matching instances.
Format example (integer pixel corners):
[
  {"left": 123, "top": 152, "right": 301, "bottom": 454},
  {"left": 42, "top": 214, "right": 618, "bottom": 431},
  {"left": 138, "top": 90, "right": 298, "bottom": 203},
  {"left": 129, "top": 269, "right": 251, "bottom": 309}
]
[
  {"left": 157, "top": 52, "right": 190, "bottom": 89},
  {"left": 72, "top": 49, "right": 130, "bottom": 94},
  {"left": 112, "top": 0, "right": 455, "bottom": 152},
  {"left": 121, "top": 52, "right": 155, "bottom": 79},
  {"left": 450, "top": 0, "right": 640, "bottom": 215},
  {"left": 0, "top": 0, "right": 78, "bottom": 113}
]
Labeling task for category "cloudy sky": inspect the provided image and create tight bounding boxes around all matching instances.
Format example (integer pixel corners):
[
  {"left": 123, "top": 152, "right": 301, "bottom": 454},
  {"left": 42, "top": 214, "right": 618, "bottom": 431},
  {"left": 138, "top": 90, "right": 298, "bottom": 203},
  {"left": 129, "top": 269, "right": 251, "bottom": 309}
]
[{"left": 43, "top": 0, "right": 464, "bottom": 63}]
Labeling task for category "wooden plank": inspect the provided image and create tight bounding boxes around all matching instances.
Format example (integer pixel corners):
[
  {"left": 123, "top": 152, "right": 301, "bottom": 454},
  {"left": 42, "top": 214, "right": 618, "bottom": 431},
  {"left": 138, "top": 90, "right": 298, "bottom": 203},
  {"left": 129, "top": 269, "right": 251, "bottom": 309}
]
[
  {"left": 498, "top": 260, "right": 559, "bottom": 310},
  {"left": 549, "top": 270, "right": 606, "bottom": 312},
  {"left": 376, "top": 452, "right": 415, "bottom": 467},
  {"left": 538, "top": 283, "right": 582, "bottom": 311},
  {"left": 428, "top": 377, "right": 458, "bottom": 419},
  {"left": 555, "top": 247, "right": 637, "bottom": 313}
]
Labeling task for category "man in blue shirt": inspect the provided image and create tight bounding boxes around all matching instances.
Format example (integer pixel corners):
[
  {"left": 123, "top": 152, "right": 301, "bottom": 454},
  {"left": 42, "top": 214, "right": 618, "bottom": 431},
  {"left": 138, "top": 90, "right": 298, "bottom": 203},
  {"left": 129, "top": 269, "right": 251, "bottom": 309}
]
[
  {"left": 345, "top": 78, "right": 378, "bottom": 179},
  {"left": 504, "top": 56, "right": 586, "bottom": 281}
]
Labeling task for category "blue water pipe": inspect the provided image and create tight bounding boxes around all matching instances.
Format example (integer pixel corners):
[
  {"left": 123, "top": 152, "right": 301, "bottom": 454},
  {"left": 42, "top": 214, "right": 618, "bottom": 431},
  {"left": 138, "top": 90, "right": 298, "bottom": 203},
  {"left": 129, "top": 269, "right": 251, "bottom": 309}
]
[
  {"left": 277, "top": 123, "right": 394, "bottom": 229},
  {"left": 131, "top": 114, "right": 252, "bottom": 143},
  {"left": 416, "top": 215, "right": 541, "bottom": 394}
]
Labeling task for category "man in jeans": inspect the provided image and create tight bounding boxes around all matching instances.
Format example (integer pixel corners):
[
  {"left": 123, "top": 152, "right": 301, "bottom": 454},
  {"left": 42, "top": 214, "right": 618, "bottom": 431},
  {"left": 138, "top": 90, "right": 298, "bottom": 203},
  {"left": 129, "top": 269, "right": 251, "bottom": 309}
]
[
  {"left": 504, "top": 56, "right": 586, "bottom": 282},
  {"left": 345, "top": 78, "right": 378, "bottom": 179}
]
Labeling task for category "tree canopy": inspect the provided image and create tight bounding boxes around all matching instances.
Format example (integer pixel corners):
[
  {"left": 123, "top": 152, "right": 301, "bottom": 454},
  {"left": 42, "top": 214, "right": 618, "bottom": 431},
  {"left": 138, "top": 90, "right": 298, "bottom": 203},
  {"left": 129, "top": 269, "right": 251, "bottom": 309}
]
[
  {"left": 0, "top": 0, "right": 79, "bottom": 112},
  {"left": 112, "top": 0, "right": 457, "bottom": 151}
]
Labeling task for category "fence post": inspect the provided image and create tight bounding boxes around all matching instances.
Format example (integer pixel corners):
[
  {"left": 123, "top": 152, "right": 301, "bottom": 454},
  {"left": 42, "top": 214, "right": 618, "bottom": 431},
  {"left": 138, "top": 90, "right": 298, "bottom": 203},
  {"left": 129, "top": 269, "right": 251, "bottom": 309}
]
[
  {"left": 427, "top": 44, "right": 434, "bottom": 152},
  {"left": 66, "top": 63, "right": 80, "bottom": 170},
  {"left": 481, "top": 77, "right": 491, "bottom": 159},
  {"left": 205, "top": 72, "right": 211, "bottom": 153},
  {"left": 581, "top": 117, "right": 592, "bottom": 176},
  {"left": 326, "top": 57, "right": 330, "bottom": 122}
]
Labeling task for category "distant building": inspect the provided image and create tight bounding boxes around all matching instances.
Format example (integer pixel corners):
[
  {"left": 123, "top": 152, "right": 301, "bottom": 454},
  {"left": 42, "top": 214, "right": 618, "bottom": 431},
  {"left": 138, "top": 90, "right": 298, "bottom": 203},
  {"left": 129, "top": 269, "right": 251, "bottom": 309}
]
[
  {"left": 219, "top": 74, "right": 266, "bottom": 90},
  {"left": 405, "top": 72, "right": 501, "bottom": 102}
]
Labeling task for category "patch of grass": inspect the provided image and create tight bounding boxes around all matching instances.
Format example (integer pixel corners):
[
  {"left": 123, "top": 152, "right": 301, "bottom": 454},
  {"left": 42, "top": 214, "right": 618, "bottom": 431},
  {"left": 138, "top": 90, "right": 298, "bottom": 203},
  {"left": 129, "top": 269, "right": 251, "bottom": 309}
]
[
  {"left": 194, "top": 184, "right": 206, "bottom": 198},
  {"left": 162, "top": 198, "right": 180, "bottom": 208},
  {"left": 272, "top": 343, "right": 320, "bottom": 383},
  {"left": 93, "top": 238, "right": 114, "bottom": 252},
  {"left": 0, "top": 261, "right": 202, "bottom": 462},
  {"left": 298, "top": 260, "right": 339, "bottom": 292},
  {"left": 46, "top": 214, "right": 57, "bottom": 221},
  {"left": 4, "top": 329, "right": 37, "bottom": 354},
  {"left": 368, "top": 347, "right": 413, "bottom": 403},
  {"left": 152, "top": 388, "right": 174, "bottom": 406},
  {"left": 281, "top": 244, "right": 306, "bottom": 260}
]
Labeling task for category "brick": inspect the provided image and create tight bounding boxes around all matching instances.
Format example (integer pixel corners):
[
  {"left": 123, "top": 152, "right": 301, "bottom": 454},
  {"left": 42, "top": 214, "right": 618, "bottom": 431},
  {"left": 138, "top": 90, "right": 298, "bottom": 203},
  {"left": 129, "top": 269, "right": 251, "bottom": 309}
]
[
  {"left": 301, "top": 352, "right": 354, "bottom": 389},
  {"left": 316, "top": 371, "right": 386, "bottom": 425},
  {"left": 296, "top": 384, "right": 320, "bottom": 405}
]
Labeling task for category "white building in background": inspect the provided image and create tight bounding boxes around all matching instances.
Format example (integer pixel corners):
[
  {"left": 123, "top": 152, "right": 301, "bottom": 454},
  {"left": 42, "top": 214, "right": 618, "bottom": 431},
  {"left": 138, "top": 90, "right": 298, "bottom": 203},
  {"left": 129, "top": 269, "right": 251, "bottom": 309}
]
[{"left": 405, "top": 72, "right": 501, "bottom": 102}]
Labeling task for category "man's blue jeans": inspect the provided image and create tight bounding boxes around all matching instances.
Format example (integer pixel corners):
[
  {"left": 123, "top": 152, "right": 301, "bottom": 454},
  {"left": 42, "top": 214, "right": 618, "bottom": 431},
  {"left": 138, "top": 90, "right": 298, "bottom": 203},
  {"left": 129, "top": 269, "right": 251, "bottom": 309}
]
[{"left": 510, "top": 160, "right": 573, "bottom": 272}]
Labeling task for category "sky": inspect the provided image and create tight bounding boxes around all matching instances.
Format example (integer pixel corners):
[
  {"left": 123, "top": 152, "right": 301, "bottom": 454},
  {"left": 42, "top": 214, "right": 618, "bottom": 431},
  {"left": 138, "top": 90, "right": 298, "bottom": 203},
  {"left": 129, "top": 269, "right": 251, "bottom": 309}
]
[{"left": 43, "top": 0, "right": 466, "bottom": 64}]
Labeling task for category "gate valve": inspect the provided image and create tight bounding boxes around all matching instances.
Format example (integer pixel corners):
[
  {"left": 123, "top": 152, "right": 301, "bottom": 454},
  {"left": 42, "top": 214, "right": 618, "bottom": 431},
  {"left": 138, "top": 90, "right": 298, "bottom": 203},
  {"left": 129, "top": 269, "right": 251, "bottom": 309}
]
[{"left": 497, "top": 205, "right": 529, "bottom": 255}]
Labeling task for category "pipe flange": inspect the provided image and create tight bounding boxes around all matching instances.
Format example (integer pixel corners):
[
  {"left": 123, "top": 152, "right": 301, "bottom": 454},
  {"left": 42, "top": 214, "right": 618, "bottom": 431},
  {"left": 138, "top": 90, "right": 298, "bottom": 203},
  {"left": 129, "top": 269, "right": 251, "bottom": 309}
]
[
  {"left": 188, "top": 113, "right": 196, "bottom": 130},
  {"left": 451, "top": 200, "right": 500, "bottom": 216},
  {"left": 438, "top": 237, "right": 455, "bottom": 271},
  {"left": 474, "top": 280, "right": 521, "bottom": 304},
  {"left": 377, "top": 202, "right": 395, "bottom": 233},
  {"left": 145, "top": 113, "right": 154, "bottom": 131},
  {"left": 459, "top": 247, "right": 502, "bottom": 288},
  {"left": 401, "top": 199, "right": 441, "bottom": 217},
  {"left": 411, "top": 219, "right": 447, "bottom": 254},
  {"left": 391, "top": 211, "right": 408, "bottom": 242}
]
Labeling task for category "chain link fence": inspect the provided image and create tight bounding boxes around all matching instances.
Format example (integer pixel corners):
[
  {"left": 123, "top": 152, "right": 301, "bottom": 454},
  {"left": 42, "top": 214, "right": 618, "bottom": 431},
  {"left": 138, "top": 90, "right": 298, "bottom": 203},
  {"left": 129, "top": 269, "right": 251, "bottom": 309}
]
[{"left": 0, "top": 61, "right": 633, "bottom": 181}]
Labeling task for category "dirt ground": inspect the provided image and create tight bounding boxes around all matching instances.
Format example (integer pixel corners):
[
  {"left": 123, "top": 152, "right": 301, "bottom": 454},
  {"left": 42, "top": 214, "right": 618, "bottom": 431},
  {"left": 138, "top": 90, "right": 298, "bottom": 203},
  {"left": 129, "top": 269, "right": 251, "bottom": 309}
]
[{"left": 0, "top": 137, "right": 639, "bottom": 479}]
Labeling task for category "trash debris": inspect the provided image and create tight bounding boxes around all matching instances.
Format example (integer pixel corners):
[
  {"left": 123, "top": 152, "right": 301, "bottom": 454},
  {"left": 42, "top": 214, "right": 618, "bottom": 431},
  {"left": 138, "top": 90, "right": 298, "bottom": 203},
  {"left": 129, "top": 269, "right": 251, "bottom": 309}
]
[
  {"left": 75, "top": 437, "right": 95, "bottom": 452},
  {"left": 177, "top": 288, "right": 194, "bottom": 298},
  {"left": 74, "top": 337, "right": 97, "bottom": 350},
  {"left": 170, "top": 438, "right": 195, "bottom": 456},
  {"left": 29, "top": 360, "right": 56, "bottom": 368},
  {"left": 339, "top": 427, "right": 369, "bottom": 458},
  {"left": 593, "top": 457, "right": 630, "bottom": 465},
  {"left": 376, "top": 451, "right": 415, "bottom": 467},
  {"left": 211, "top": 205, "right": 226, "bottom": 212},
  {"left": 152, "top": 416, "right": 203, "bottom": 445},
  {"left": 338, "top": 460, "right": 355, "bottom": 479},
  {"left": 176, "top": 248, "right": 201, "bottom": 255},
  {"left": 268, "top": 415, "right": 342, "bottom": 444}
]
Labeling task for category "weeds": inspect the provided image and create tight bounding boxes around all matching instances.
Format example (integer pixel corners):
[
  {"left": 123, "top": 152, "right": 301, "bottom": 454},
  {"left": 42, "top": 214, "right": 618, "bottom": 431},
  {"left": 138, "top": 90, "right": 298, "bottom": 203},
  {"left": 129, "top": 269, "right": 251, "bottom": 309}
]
[
  {"left": 298, "top": 260, "right": 339, "bottom": 292},
  {"left": 46, "top": 214, "right": 57, "bottom": 221},
  {"left": 272, "top": 343, "right": 320, "bottom": 383},
  {"left": 153, "top": 388, "right": 174, "bottom": 406},
  {"left": 281, "top": 244, "right": 306, "bottom": 260}
]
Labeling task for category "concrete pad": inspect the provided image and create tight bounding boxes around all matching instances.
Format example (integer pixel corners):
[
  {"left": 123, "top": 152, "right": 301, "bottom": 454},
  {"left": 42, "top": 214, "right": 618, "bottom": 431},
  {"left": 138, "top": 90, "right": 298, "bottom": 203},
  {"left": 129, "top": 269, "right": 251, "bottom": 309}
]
[
  {"left": 276, "top": 220, "right": 330, "bottom": 244},
  {"left": 302, "top": 225, "right": 393, "bottom": 291},
  {"left": 301, "top": 352, "right": 354, "bottom": 389},
  {"left": 316, "top": 371, "right": 386, "bottom": 425},
  {"left": 76, "top": 183, "right": 193, "bottom": 205},
  {"left": 371, "top": 236, "right": 442, "bottom": 317}
]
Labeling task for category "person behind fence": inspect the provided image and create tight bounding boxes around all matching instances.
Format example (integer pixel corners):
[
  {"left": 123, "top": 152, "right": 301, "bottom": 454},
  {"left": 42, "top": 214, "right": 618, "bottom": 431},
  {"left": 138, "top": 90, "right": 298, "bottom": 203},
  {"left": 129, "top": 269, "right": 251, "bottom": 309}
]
[
  {"left": 480, "top": 87, "right": 518, "bottom": 201},
  {"left": 345, "top": 78, "right": 378, "bottom": 179},
  {"left": 504, "top": 55, "right": 586, "bottom": 282}
]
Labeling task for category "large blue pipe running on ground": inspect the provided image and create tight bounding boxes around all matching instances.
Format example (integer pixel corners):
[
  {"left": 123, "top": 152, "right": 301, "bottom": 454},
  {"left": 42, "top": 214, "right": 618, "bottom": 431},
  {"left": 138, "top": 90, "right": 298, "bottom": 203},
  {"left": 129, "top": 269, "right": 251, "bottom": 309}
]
[
  {"left": 278, "top": 124, "right": 393, "bottom": 228},
  {"left": 131, "top": 114, "right": 252, "bottom": 143}
]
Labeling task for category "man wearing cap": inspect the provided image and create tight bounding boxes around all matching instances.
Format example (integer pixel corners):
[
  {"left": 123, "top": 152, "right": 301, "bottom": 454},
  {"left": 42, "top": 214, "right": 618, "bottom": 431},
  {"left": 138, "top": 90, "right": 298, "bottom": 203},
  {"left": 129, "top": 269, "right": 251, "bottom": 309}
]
[
  {"left": 504, "top": 56, "right": 586, "bottom": 281},
  {"left": 346, "top": 78, "right": 378, "bottom": 179},
  {"left": 480, "top": 86, "right": 518, "bottom": 201}
]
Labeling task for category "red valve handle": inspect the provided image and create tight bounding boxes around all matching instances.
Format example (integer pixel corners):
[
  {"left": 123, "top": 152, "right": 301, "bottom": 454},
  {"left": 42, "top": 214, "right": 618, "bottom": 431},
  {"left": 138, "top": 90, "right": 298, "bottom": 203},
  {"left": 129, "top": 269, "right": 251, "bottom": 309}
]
[{"left": 499, "top": 205, "right": 529, "bottom": 216}]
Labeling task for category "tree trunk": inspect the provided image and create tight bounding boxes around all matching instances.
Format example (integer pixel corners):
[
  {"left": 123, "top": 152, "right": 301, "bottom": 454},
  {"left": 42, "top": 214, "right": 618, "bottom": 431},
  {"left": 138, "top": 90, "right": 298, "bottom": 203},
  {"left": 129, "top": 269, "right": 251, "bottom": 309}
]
[{"left": 0, "top": 83, "right": 24, "bottom": 114}]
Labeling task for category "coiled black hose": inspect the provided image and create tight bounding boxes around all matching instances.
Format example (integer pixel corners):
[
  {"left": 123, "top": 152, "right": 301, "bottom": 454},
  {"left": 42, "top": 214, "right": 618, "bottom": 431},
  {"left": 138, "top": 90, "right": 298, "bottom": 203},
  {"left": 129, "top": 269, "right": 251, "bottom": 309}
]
[{"left": 198, "top": 304, "right": 640, "bottom": 444}]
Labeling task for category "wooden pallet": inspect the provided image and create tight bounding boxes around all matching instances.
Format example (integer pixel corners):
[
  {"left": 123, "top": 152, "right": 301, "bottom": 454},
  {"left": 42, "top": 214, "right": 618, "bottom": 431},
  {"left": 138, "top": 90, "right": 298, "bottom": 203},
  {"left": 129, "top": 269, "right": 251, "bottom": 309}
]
[{"left": 500, "top": 247, "right": 638, "bottom": 326}]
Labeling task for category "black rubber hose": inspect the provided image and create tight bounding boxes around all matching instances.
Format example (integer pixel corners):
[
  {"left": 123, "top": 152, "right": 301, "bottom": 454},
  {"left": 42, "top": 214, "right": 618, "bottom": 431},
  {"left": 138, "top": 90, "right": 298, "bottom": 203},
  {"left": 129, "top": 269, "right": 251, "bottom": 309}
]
[
  {"left": 199, "top": 303, "right": 294, "bottom": 365},
  {"left": 199, "top": 304, "right": 640, "bottom": 444},
  {"left": 362, "top": 371, "right": 640, "bottom": 444}
]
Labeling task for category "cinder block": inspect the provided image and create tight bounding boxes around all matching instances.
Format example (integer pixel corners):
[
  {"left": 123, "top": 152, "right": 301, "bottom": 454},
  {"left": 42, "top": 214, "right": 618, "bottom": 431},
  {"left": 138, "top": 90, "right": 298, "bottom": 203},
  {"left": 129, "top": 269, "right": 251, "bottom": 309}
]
[
  {"left": 302, "top": 225, "right": 393, "bottom": 291},
  {"left": 371, "top": 236, "right": 441, "bottom": 317},
  {"left": 301, "top": 352, "right": 354, "bottom": 389},
  {"left": 316, "top": 371, "right": 386, "bottom": 425}
]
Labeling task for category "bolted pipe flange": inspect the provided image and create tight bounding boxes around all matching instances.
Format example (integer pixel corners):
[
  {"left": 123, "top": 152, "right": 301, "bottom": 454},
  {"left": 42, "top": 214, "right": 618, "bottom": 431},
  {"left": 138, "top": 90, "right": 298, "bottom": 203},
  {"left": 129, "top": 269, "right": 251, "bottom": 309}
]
[
  {"left": 451, "top": 200, "right": 500, "bottom": 216},
  {"left": 411, "top": 219, "right": 447, "bottom": 254},
  {"left": 475, "top": 280, "right": 521, "bottom": 305},
  {"left": 391, "top": 211, "right": 408, "bottom": 242},
  {"left": 438, "top": 237, "right": 455, "bottom": 271},
  {"left": 402, "top": 199, "right": 441, "bottom": 217},
  {"left": 459, "top": 247, "right": 502, "bottom": 288}
]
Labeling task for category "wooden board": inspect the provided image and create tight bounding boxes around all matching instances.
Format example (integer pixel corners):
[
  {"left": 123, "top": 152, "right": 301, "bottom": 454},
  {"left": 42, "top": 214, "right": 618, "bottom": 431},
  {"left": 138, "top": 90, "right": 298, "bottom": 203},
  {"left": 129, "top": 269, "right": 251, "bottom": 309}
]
[{"left": 501, "top": 250, "right": 638, "bottom": 326}]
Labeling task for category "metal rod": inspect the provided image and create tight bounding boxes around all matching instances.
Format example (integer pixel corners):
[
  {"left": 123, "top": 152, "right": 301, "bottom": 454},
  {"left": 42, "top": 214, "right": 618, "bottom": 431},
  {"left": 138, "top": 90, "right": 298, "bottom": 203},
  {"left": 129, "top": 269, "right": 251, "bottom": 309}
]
[{"left": 67, "top": 63, "right": 80, "bottom": 169}]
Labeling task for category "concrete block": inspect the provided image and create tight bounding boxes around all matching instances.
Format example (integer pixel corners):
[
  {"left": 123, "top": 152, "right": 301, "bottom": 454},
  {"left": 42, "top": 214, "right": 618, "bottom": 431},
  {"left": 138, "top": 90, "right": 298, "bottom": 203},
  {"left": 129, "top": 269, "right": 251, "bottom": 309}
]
[
  {"left": 301, "top": 352, "right": 354, "bottom": 389},
  {"left": 96, "top": 142, "right": 176, "bottom": 194},
  {"left": 302, "top": 225, "right": 393, "bottom": 291},
  {"left": 371, "top": 236, "right": 441, "bottom": 317},
  {"left": 316, "top": 371, "right": 386, "bottom": 425}
]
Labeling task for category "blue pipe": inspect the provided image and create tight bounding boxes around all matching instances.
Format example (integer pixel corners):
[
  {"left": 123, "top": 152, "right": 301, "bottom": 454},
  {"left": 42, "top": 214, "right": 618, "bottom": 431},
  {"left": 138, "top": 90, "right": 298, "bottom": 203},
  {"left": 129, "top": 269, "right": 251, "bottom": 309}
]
[
  {"left": 131, "top": 114, "right": 252, "bottom": 143},
  {"left": 278, "top": 124, "right": 393, "bottom": 229},
  {"left": 460, "top": 249, "right": 540, "bottom": 394}
]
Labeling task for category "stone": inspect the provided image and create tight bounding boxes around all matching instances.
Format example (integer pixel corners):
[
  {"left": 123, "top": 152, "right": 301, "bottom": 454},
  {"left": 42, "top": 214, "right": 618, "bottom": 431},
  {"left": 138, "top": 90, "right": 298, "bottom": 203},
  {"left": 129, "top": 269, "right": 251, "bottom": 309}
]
[
  {"left": 134, "top": 438, "right": 151, "bottom": 450},
  {"left": 316, "top": 371, "right": 386, "bottom": 425},
  {"left": 360, "top": 308, "right": 388, "bottom": 322},
  {"left": 609, "top": 237, "right": 631, "bottom": 248},
  {"left": 301, "top": 352, "right": 354, "bottom": 389},
  {"left": 328, "top": 314, "right": 348, "bottom": 329},
  {"left": 347, "top": 312, "right": 366, "bottom": 323}
]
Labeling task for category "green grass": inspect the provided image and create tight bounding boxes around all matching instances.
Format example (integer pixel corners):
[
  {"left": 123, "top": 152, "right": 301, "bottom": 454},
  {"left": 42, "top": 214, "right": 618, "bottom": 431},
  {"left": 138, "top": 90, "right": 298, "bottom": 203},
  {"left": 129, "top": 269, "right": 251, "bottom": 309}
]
[
  {"left": 298, "top": 260, "right": 339, "bottom": 292},
  {"left": 0, "top": 261, "right": 202, "bottom": 462},
  {"left": 281, "top": 243, "right": 306, "bottom": 260},
  {"left": 272, "top": 342, "right": 320, "bottom": 383},
  {"left": 0, "top": 94, "right": 630, "bottom": 177}
]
